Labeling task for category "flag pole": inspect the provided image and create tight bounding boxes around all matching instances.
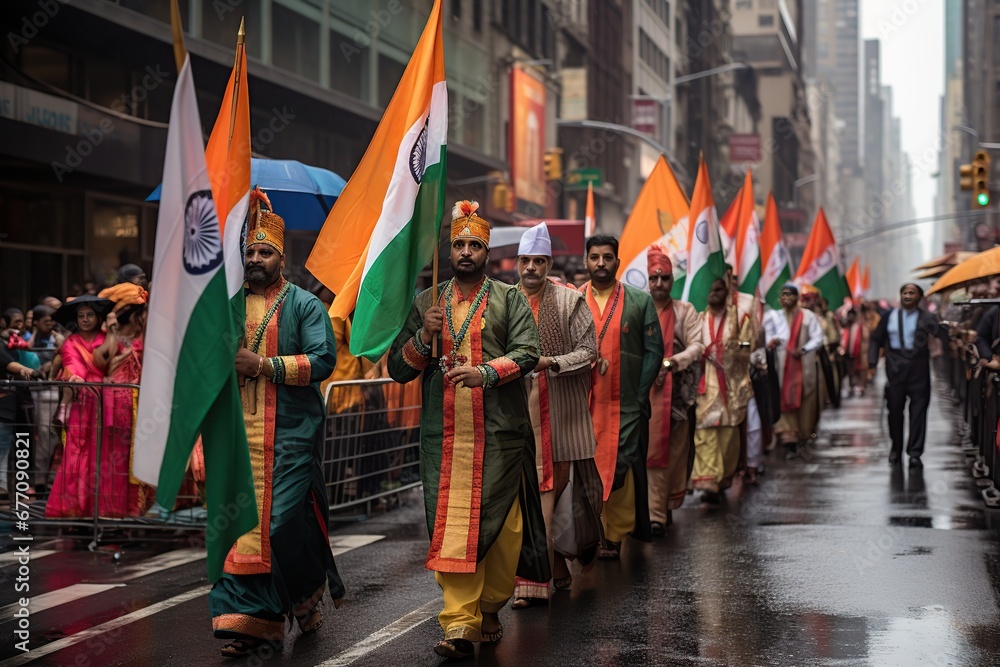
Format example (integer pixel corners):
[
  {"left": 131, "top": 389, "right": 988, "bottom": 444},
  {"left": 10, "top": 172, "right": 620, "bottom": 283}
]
[
  {"left": 169, "top": 0, "right": 186, "bottom": 72},
  {"left": 431, "top": 240, "right": 440, "bottom": 357},
  {"left": 227, "top": 18, "right": 245, "bottom": 153}
]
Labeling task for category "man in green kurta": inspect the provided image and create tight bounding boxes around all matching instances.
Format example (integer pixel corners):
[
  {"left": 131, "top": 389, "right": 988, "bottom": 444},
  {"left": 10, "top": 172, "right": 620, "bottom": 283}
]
[
  {"left": 580, "top": 234, "right": 662, "bottom": 559},
  {"left": 209, "top": 204, "right": 345, "bottom": 658},
  {"left": 388, "top": 200, "right": 549, "bottom": 660}
]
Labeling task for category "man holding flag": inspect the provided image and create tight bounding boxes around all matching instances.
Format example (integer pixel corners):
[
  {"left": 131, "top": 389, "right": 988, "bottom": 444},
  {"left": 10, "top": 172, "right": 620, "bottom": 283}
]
[{"left": 388, "top": 202, "right": 549, "bottom": 658}]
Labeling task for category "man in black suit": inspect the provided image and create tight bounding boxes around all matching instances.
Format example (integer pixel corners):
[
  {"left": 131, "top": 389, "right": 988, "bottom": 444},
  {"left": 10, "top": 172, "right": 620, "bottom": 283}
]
[{"left": 868, "top": 283, "right": 948, "bottom": 467}]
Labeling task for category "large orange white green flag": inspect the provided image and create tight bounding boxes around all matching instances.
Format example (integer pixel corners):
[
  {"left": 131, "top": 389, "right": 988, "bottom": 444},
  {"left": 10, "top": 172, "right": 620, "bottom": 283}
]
[
  {"left": 306, "top": 0, "right": 446, "bottom": 361},
  {"left": 133, "top": 11, "right": 255, "bottom": 582},
  {"left": 680, "top": 156, "right": 727, "bottom": 310},
  {"left": 721, "top": 171, "right": 761, "bottom": 295},
  {"left": 204, "top": 20, "right": 251, "bottom": 311},
  {"left": 584, "top": 180, "right": 595, "bottom": 237},
  {"left": 795, "top": 207, "right": 849, "bottom": 307},
  {"left": 759, "top": 192, "right": 792, "bottom": 309},
  {"left": 846, "top": 257, "right": 863, "bottom": 300},
  {"left": 617, "top": 155, "right": 689, "bottom": 294}
]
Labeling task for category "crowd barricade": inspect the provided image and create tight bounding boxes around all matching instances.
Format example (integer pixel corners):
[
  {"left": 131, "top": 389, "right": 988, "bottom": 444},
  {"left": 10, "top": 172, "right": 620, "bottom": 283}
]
[
  {"left": 0, "top": 375, "right": 423, "bottom": 549},
  {"left": 942, "top": 341, "right": 1000, "bottom": 508}
]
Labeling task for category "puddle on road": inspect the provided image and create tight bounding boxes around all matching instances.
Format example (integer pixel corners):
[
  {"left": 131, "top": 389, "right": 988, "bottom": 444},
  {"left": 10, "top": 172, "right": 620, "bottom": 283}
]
[{"left": 868, "top": 605, "right": 989, "bottom": 666}]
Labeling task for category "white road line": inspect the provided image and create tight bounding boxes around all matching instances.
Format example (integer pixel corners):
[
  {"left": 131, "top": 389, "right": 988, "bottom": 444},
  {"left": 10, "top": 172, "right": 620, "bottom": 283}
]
[
  {"left": 330, "top": 534, "right": 384, "bottom": 557},
  {"left": 0, "top": 586, "right": 211, "bottom": 667},
  {"left": 317, "top": 600, "right": 440, "bottom": 667},
  {"left": 2, "top": 533, "right": 388, "bottom": 665},
  {"left": 0, "top": 584, "right": 125, "bottom": 621},
  {"left": 0, "top": 551, "right": 55, "bottom": 565},
  {"left": 111, "top": 548, "right": 207, "bottom": 582}
]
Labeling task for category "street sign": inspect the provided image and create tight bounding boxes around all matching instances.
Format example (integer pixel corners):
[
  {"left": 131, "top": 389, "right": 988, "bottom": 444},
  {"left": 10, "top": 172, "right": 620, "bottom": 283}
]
[{"left": 565, "top": 168, "right": 603, "bottom": 190}]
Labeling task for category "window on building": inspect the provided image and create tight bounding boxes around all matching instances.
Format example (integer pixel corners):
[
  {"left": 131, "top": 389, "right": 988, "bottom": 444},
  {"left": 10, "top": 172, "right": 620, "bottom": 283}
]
[
  {"left": 330, "top": 28, "right": 367, "bottom": 99},
  {"left": 759, "top": 15, "right": 775, "bottom": 27},
  {"left": 473, "top": 0, "right": 483, "bottom": 31},
  {"left": 118, "top": 0, "right": 190, "bottom": 26},
  {"left": 272, "top": 4, "right": 320, "bottom": 83},
  {"left": 377, "top": 54, "right": 407, "bottom": 108},
  {"left": 17, "top": 44, "right": 72, "bottom": 91},
  {"left": 452, "top": 0, "right": 462, "bottom": 21},
  {"left": 994, "top": 17, "right": 1000, "bottom": 66}
]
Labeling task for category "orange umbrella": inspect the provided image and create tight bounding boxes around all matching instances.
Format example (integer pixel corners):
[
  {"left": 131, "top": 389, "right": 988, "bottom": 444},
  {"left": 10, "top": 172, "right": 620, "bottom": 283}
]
[{"left": 927, "top": 246, "right": 1000, "bottom": 294}]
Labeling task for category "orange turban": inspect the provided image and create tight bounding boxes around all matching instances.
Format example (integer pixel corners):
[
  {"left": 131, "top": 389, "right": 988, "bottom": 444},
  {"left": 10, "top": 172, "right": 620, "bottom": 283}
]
[
  {"left": 450, "top": 200, "right": 491, "bottom": 248},
  {"left": 246, "top": 188, "right": 284, "bottom": 254},
  {"left": 647, "top": 244, "right": 673, "bottom": 276}
]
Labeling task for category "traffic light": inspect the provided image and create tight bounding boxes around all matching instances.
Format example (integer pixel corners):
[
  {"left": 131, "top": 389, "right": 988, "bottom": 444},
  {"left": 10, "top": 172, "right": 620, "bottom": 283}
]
[
  {"left": 960, "top": 162, "right": 974, "bottom": 191},
  {"left": 973, "top": 150, "right": 991, "bottom": 207},
  {"left": 543, "top": 148, "right": 563, "bottom": 181},
  {"left": 492, "top": 181, "right": 513, "bottom": 212}
]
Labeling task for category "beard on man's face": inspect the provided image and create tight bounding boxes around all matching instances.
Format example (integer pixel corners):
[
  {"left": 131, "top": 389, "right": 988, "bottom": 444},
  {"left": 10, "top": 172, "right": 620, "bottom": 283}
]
[
  {"left": 451, "top": 257, "right": 486, "bottom": 280},
  {"left": 246, "top": 264, "right": 278, "bottom": 286}
]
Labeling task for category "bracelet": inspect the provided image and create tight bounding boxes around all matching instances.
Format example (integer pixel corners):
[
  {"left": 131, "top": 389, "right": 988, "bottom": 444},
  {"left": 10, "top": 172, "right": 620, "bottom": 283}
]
[
  {"left": 478, "top": 364, "right": 500, "bottom": 390},
  {"left": 413, "top": 328, "right": 432, "bottom": 356},
  {"left": 252, "top": 356, "right": 264, "bottom": 378},
  {"left": 269, "top": 356, "right": 286, "bottom": 384}
]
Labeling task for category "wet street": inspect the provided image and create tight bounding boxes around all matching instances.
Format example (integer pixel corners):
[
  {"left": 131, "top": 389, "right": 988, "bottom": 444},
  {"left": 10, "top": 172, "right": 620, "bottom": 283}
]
[{"left": 3, "top": 381, "right": 1000, "bottom": 667}]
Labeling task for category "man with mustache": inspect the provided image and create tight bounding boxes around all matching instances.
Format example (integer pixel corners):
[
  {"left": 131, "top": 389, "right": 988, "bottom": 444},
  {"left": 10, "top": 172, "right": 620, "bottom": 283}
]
[
  {"left": 580, "top": 234, "right": 662, "bottom": 559},
  {"left": 388, "top": 201, "right": 549, "bottom": 659},
  {"left": 210, "top": 199, "right": 345, "bottom": 658},
  {"left": 510, "top": 222, "right": 603, "bottom": 607}
]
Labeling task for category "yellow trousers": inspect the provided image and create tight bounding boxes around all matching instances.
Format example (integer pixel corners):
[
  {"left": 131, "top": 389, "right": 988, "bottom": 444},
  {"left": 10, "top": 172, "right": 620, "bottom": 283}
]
[
  {"left": 434, "top": 499, "right": 522, "bottom": 640},
  {"left": 690, "top": 426, "right": 740, "bottom": 493},
  {"left": 602, "top": 468, "right": 635, "bottom": 543}
]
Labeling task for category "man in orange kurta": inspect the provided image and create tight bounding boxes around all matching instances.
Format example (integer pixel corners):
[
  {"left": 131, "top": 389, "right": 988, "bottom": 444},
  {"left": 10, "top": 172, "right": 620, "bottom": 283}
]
[{"left": 581, "top": 234, "right": 662, "bottom": 559}]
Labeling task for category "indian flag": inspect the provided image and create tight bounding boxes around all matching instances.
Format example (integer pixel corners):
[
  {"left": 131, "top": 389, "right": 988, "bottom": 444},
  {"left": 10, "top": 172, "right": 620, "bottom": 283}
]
[
  {"left": 617, "top": 155, "right": 690, "bottom": 293},
  {"left": 681, "top": 156, "right": 727, "bottom": 311},
  {"left": 846, "top": 257, "right": 863, "bottom": 301},
  {"left": 795, "top": 207, "right": 849, "bottom": 307},
  {"left": 133, "top": 52, "right": 256, "bottom": 582},
  {"left": 722, "top": 171, "right": 761, "bottom": 295},
  {"left": 759, "top": 192, "right": 792, "bottom": 309},
  {"left": 584, "top": 180, "right": 595, "bottom": 237},
  {"left": 204, "top": 18, "right": 251, "bottom": 310},
  {"left": 306, "top": 0, "right": 447, "bottom": 361}
]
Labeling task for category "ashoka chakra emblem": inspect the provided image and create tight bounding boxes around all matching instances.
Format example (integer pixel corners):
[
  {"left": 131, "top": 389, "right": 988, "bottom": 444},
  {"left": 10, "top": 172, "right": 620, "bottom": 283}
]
[
  {"left": 695, "top": 220, "right": 709, "bottom": 244},
  {"left": 409, "top": 119, "right": 429, "bottom": 184},
  {"left": 183, "top": 190, "right": 223, "bottom": 275}
]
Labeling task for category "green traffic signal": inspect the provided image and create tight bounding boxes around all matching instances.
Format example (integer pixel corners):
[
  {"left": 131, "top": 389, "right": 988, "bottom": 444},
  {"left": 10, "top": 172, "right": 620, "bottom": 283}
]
[{"left": 978, "top": 193, "right": 990, "bottom": 206}]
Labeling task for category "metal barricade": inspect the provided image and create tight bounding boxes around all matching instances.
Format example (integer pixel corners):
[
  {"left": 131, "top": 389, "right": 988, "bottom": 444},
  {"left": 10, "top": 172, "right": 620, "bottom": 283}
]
[
  {"left": 0, "top": 375, "right": 424, "bottom": 547},
  {"left": 323, "top": 378, "right": 422, "bottom": 520}
]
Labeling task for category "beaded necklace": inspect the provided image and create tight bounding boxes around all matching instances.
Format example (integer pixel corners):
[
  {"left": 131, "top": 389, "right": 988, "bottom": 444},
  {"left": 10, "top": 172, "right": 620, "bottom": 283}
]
[
  {"left": 248, "top": 281, "right": 291, "bottom": 354},
  {"left": 440, "top": 278, "right": 491, "bottom": 371}
]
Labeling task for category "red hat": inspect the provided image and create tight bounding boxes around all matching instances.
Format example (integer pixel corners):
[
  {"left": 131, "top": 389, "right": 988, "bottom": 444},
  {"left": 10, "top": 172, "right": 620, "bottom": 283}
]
[{"left": 647, "top": 244, "right": 673, "bottom": 276}]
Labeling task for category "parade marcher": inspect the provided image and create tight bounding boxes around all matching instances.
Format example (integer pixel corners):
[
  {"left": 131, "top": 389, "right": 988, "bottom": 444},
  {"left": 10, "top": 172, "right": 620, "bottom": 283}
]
[
  {"left": 814, "top": 297, "right": 843, "bottom": 408},
  {"left": 842, "top": 309, "right": 870, "bottom": 397},
  {"left": 690, "top": 276, "right": 756, "bottom": 501},
  {"left": 510, "top": 222, "right": 604, "bottom": 607},
  {"left": 209, "top": 202, "right": 345, "bottom": 658},
  {"left": 580, "top": 234, "right": 662, "bottom": 558},
  {"left": 388, "top": 201, "right": 549, "bottom": 659},
  {"left": 868, "top": 283, "right": 948, "bottom": 467},
  {"left": 763, "top": 284, "right": 825, "bottom": 457},
  {"left": 645, "top": 245, "right": 703, "bottom": 533}
]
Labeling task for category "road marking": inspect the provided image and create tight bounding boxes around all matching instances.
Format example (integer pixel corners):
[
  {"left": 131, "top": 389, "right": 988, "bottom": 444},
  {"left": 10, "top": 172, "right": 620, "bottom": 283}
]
[
  {"left": 318, "top": 600, "right": 440, "bottom": 667},
  {"left": 0, "top": 586, "right": 211, "bottom": 667},
  {"left": 0, "top": 551, "right": 55, "bottom": 565},
  {"left": 111, "top": 548, "right": 207, "bottom": 582},
  {"left": 330, "top": 534, "right": 384, "bottom": 557},
  {"left": 0, "top": 584, "right": 125, "bottom": 620},
  {"left": 1, "top": 534, "right": 388, "bottom": 664}
]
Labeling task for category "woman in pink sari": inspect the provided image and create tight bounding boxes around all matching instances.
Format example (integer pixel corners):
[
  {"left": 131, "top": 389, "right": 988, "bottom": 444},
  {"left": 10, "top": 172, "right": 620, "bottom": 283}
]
[{"left": 46, "top": 298, "right": 121, "bottom": 518}]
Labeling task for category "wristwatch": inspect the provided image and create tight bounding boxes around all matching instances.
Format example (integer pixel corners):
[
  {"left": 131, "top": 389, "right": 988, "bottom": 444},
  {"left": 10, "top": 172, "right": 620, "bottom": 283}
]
[{"left": 662, "top": 358, "right": 673, "bottom": 370}]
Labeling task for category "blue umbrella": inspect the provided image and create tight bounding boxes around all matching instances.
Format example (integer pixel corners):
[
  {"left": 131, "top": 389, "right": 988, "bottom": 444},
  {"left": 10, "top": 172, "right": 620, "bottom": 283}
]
[{"left": 146, "top": 158, "right": 347, "bottom": 231}]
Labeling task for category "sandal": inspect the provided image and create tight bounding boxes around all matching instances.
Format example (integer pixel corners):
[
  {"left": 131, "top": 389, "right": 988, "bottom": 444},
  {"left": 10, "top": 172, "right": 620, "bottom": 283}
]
[
  {"left": 597, "top": 541, "right": 621, "bottom": 560},
  {"left": 481, "top": 612, "right": 503, "bottom": 644},
  {"left": 553, "top": 576, "right": 572, "bottom": 591},
  {"left": 220, "top": 638, "right": 267, "bottom": 658},
  {"left": 434, "top": 638, "right": 474, "bottom": 659},
  {"left": 295, "top": 607, "right": 323, "bottom": 635},
  {"left": 510, "top": 597, "right": 543, "bottom": 609}
]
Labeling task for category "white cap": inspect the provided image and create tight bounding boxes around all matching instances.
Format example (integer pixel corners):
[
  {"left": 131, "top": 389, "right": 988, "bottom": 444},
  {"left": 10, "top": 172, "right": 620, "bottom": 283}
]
[{"left": 517, "top": 222, "right": 552, "bottom": 257}]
